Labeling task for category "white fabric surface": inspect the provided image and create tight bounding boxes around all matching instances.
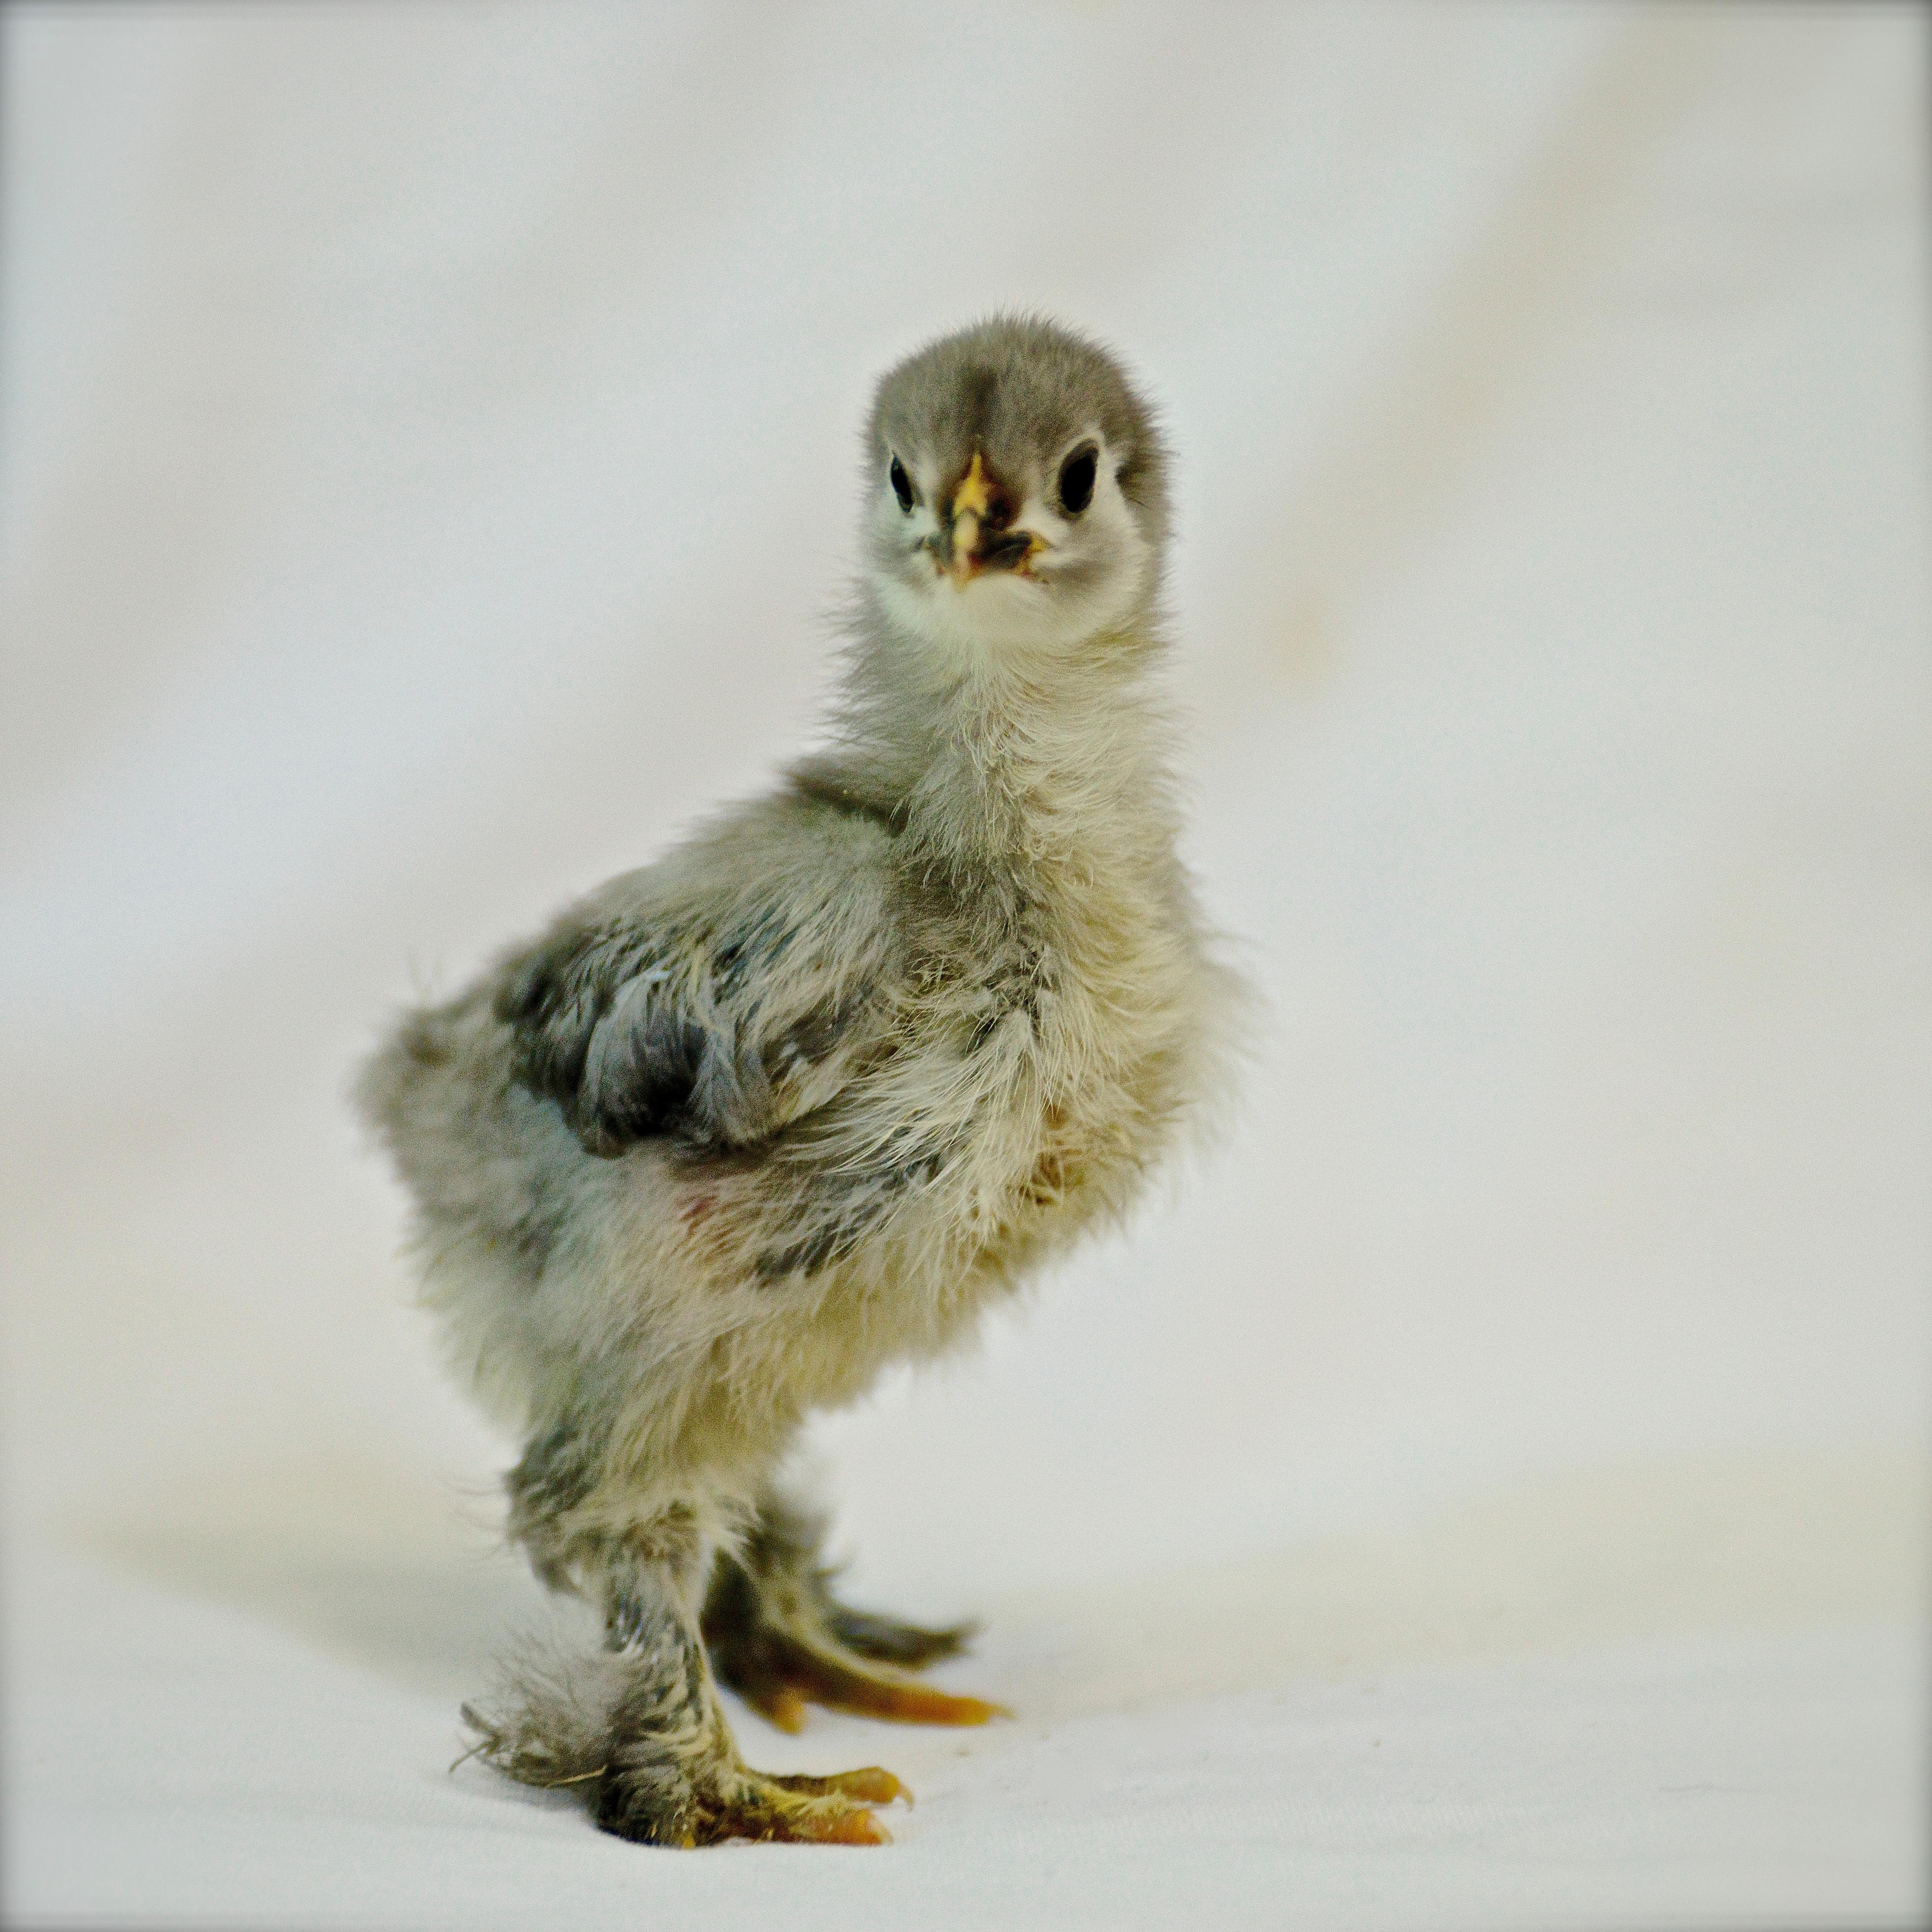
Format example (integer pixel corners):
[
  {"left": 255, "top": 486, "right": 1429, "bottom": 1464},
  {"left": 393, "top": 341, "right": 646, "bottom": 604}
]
[{"left": 2, "top": 4, "right": 1927, "bottom": 1925}]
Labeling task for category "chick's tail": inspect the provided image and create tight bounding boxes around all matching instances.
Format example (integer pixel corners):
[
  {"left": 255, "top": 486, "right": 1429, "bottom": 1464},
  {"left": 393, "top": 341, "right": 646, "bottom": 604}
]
[
  {"left": 354, "top": 995, "right": 474, "bottom": 1176},
  {"left": 355, "top": 986, "right": 565, "bottom": 1244}
]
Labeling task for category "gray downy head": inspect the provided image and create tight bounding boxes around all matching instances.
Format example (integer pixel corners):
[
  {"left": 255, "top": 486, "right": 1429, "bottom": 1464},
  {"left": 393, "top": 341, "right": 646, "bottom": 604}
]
[{"left": 860, "top": 315, "right": 1170, "bottom": 666}]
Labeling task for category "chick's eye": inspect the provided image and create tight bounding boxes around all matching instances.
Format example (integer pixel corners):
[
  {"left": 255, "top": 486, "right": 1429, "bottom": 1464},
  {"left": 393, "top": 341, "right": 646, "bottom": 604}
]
[
  {"left": 1058, "top": 447, "right": 1097, "bottom": 515},
  {"left": 889, "top": 456, "right": 914, "bottom": 513}
]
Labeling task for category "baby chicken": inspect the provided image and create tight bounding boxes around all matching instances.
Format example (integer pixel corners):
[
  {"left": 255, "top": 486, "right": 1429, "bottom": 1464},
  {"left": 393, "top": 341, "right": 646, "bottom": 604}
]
[{"left": 358, "top": 315, "right": 1241, "bottom": 1847}]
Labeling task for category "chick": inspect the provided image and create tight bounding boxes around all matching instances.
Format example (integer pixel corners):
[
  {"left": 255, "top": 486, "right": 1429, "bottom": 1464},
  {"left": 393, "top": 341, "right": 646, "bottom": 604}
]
[{"left": 358, "top": 315, "right": 1243, "bottom": 1847}]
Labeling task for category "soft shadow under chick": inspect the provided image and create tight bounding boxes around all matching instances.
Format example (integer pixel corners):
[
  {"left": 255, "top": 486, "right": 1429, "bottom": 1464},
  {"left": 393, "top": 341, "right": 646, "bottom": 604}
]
[{"left": 358, "top": 314, "right": 1243, "bottom": 1847}]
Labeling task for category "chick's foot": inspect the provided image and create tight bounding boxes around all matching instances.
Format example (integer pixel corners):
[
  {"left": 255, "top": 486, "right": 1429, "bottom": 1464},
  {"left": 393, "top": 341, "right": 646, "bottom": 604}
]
[
  {"left": 704, "top": 1495, "right": 1008, "bottom": 1731},
  {"left": 596, "top": 1758, "right": 906, "bottom": 1847},
  {"left": 823, "top": 1603, "right": 976, "bottom": 1671},
  {"left": 715, "top": 1620, "right": 1007, "bottom": 1733}
]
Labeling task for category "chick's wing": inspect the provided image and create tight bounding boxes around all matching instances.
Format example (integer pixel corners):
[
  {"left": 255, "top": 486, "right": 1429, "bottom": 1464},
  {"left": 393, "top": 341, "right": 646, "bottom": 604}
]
[{"left": 494, "top": 795, "right": 903, "bottom": 1160}]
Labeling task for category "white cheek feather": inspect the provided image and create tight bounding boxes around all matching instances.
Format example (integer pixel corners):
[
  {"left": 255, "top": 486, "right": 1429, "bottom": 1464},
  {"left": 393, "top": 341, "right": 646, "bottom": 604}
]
[
  {"left": 874, "top": 451, "right": 1152, "bottom": 663},
  {"left": 1031, "top": 465, "right": 1153, "bottom": 641},
  {"left": 871, "top": 481, "right": 937, "bottom": 547}
]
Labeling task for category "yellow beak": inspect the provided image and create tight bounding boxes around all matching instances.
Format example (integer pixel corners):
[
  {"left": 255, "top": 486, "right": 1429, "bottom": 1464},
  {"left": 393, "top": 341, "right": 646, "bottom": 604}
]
[
  {"left": 948, "top": 452, "right": 995, "bottom": 587},
  {"left": 952, "top": 451, "right": 995, "bottom": 520}
]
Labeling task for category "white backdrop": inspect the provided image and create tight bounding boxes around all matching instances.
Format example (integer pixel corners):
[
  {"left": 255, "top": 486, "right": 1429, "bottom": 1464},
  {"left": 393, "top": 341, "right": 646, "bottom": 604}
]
[{"left": 2, "top": 5, "right": 1927, "bottom": 1927}]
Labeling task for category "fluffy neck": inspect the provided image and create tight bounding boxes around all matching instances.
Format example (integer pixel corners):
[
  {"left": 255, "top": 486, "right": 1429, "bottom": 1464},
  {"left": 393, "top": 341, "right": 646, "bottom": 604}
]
[{"left": 818, "top": 590, "right": 1183, "bottom": 892}]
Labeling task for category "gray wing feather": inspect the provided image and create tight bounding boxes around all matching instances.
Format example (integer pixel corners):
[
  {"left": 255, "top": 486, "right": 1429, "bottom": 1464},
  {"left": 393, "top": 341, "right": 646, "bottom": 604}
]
[{"left": 496, "top": 795, "right": 901, "bottom": 1159}]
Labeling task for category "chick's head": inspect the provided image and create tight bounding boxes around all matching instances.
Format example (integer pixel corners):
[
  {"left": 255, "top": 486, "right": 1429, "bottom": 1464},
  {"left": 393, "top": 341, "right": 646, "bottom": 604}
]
[{"left": 862, "top": 315, "right": 1169, "bottom": 665}]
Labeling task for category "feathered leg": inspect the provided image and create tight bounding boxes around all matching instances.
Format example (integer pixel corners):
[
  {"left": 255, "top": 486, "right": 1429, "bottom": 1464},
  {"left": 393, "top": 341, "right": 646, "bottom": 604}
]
[
  {"left": 592, "top": 1543, "right": 900, "bottom": 1845},
  {"left": 468, "top": 1437, "right": 906, "bottom": 1847},
  {"left": 704, "top": 1490, "right": 1005, "bottom": 1734}
]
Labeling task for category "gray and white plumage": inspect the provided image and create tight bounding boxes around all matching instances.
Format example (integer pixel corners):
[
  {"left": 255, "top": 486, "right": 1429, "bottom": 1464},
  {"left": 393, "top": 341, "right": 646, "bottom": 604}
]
[{"left": 358, "top": 314, "right": 1243, "bottom": 1846}]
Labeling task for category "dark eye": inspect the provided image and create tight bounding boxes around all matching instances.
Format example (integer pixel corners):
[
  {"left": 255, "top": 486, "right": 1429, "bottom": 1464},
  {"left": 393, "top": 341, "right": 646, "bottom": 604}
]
[
  {"left": 1058, "top": 446, "right": 1097, "bottom": 515},
  {"left": 889, "top": 455, "right": 914, "bottom": 513}
]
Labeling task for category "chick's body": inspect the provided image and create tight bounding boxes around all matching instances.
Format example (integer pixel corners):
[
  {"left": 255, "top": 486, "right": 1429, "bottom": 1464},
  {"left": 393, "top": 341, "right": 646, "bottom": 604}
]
[{"left": 358, "top": 316, "right": 1240, "bottom": 1847}]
